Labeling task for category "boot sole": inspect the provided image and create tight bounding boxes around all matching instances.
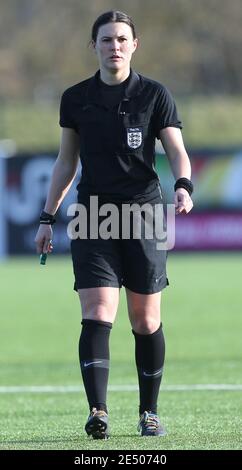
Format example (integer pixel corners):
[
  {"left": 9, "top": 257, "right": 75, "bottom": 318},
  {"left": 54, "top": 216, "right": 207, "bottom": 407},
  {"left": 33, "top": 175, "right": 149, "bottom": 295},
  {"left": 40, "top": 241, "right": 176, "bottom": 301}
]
[{"left": 85, "top": 416, "right": 109, "bottom": 440}]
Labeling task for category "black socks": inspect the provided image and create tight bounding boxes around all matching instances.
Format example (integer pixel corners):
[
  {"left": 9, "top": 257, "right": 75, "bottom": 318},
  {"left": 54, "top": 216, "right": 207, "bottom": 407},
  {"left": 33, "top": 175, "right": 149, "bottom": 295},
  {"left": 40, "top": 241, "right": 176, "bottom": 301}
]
[
  {"left": 79, "top": 319, "right": 165, "bottom": 417},
  {"left": 79, "top": 319, "right": 112, "bottom": 413},
  {"left": 133, "top": 324, "right": 165, "bottom": 415}
]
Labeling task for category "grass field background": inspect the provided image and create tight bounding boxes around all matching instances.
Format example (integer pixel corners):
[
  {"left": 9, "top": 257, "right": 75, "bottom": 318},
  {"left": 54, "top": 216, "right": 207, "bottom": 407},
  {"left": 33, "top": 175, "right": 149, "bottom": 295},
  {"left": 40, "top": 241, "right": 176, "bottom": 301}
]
[{"left": 0, "top": 254, "right": 241, "bottom": 450}]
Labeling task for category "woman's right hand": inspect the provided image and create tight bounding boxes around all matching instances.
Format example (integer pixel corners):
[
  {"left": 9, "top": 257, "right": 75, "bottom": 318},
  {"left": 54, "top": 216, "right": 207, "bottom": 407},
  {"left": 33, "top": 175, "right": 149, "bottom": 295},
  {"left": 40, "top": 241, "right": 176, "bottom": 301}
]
[{"left": 35, "top": 225, "right": 53, "bottom": 254}]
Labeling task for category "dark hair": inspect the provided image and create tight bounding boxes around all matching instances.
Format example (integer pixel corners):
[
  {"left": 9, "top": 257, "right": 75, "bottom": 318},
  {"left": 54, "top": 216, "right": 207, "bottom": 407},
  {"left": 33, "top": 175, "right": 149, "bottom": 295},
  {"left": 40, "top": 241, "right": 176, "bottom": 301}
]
[{"left": 91, "top": 11, "right": 137, "bottom": 42}]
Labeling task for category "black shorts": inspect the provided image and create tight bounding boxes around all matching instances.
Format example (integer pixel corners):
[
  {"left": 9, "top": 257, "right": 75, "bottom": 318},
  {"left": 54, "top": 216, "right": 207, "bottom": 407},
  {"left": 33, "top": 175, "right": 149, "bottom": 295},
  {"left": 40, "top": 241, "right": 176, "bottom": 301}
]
[{"left": 70, "top": 200, "right": 169, "bottom": 295}]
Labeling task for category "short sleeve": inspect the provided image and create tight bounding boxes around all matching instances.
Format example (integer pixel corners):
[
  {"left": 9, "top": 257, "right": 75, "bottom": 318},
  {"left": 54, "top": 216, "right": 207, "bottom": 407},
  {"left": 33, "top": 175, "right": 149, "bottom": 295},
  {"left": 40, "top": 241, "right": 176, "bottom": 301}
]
[
  {"left": 153, "top": 85, "right": 182, "bottom": 138},
  {"left": 59, "top": 90, "right": 76, "bottom": 130}
]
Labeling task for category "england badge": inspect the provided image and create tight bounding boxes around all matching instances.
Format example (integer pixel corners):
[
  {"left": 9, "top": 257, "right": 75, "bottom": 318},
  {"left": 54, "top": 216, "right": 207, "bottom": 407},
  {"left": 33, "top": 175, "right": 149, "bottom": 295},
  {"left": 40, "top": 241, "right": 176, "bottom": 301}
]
[{"left": 127, "top": 127, "right": 142, "bottom": 149}]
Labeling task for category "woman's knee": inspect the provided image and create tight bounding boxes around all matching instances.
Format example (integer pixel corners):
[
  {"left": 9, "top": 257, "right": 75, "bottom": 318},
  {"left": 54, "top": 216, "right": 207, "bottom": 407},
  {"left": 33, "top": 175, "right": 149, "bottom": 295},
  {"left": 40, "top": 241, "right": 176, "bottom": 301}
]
[
  {"left": 131, "top": 313, "right": 160, "bottom": 335},
  {"left": 126, "top": 289, "right": 161, "bottom": 334},
  {"left": 82, "top": 304, "right": 114, "bottom": 322},
  {"left": 78, "top": 287, "right": 119, "bottom": 323}
]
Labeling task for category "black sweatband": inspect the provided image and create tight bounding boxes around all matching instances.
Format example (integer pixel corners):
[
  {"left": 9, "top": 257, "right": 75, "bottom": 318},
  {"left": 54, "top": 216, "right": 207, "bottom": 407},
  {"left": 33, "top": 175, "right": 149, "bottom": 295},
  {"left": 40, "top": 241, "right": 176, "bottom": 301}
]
[
  {"left": 174, "top": 177, "right": 193, "bottom": 196},
  {"left": 39, "top": 210, "right": 56, "bottom": 225}
]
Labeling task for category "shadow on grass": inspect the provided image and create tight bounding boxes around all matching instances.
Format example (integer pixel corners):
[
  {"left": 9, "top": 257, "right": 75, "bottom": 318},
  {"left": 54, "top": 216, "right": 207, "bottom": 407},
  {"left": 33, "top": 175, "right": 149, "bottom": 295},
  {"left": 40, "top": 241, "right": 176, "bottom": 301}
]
[{"left": 2, "top": 434, "right": 140, "bottom": 445}]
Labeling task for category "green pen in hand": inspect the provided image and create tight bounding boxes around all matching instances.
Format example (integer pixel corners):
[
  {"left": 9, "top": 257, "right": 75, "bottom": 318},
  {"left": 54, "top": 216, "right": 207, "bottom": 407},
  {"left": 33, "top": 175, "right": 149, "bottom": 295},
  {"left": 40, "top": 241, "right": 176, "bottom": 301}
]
[{"left": 40, "top": 253, "right": 47, "bottom": 265}]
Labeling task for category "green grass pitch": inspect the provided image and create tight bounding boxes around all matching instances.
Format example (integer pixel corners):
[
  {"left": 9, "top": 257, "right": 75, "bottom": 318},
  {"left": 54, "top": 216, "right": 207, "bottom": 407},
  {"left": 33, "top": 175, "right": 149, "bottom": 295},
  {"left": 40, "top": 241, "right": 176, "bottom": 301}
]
[{"left": 0, "top": 254, "right": 241, "bottom": 450}]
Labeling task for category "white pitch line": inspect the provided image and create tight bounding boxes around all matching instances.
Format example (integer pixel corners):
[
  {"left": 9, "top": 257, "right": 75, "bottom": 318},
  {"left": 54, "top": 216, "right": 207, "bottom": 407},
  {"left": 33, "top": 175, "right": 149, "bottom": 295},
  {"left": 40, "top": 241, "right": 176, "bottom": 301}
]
[{"left": 0, "top": 384, "right": 242, "bottom": 394}]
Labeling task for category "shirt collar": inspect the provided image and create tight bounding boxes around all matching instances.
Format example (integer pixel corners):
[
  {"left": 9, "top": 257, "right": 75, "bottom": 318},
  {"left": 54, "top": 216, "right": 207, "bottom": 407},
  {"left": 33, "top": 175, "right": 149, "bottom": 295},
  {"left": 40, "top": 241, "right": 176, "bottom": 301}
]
[{"left": 87, "top": 69, "right": 143, "bottom": 105}]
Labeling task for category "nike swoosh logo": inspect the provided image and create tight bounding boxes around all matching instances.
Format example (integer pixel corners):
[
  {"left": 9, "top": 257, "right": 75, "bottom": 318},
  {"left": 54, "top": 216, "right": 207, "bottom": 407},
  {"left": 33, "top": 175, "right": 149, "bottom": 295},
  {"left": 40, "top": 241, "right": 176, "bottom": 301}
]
[
  {"left": 143, "top": 368, "right": 163, "bottom": 377},
  {"left": 84, "top": 361, "right": 103, "bottom": 367}
]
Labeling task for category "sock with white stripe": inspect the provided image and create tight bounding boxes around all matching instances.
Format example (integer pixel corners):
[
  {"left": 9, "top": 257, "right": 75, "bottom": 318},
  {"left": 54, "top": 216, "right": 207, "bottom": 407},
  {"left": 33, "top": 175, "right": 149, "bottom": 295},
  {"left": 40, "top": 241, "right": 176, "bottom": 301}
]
[
  {"left": 79, "top": 319, "right": 112, "bottom": 413},
  {"left": 133, "top": 324, "right": 165, "bottom": 415}
]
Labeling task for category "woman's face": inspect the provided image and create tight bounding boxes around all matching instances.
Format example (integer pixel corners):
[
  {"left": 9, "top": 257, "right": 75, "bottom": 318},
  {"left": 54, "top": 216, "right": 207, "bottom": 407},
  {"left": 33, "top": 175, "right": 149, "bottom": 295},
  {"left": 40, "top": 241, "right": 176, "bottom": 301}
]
[{"left": 93, "top": 22, "right": 138, "bottom": 73}]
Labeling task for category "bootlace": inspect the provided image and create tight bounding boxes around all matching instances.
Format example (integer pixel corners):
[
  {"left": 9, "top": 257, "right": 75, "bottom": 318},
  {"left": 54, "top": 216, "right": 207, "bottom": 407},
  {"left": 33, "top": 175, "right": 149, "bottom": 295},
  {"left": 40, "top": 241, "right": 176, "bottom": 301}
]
[{"left": 138, "top": 411, "right": 160, "bottom": 431}]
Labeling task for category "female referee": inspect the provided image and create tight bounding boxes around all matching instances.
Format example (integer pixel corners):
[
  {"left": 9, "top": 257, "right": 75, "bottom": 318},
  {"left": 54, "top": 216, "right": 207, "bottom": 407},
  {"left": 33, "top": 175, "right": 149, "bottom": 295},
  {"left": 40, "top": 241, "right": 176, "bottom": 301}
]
[{"left": 35, "top": 10, "right": 193, "bottom": 439}]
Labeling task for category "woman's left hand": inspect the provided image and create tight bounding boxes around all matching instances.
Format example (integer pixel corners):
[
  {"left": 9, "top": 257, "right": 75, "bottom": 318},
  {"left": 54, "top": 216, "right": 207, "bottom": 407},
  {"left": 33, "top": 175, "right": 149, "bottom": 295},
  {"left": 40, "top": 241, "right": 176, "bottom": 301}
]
[{"left": 174, "top": 188, "right": 193, "bottom": 215}]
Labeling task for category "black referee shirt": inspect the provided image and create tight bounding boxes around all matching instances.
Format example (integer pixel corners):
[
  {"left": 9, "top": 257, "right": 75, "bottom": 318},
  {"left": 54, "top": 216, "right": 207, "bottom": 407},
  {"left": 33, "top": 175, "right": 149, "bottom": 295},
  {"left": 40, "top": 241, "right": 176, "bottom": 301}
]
[{"left": 59, "top": 69, "right": 182, "bottom": 203}]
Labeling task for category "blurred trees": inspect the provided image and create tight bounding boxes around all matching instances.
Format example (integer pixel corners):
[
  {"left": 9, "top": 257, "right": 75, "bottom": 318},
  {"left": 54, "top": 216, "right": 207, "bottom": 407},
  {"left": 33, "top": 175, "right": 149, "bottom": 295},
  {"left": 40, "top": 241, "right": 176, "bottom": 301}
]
[{"left": 0, "top": 0, "right": 242, "bottom": 99}]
